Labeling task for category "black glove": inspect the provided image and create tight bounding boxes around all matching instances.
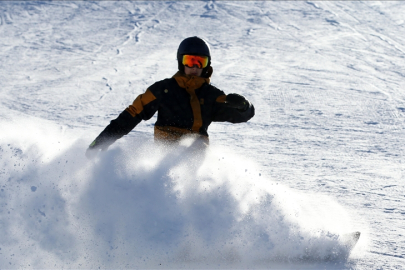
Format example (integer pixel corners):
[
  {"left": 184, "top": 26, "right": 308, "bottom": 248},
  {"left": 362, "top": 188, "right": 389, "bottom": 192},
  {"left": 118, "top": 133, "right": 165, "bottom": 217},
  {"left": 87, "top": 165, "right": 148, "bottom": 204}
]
[
  {"left": 225, "top": 93, "right": 249, "bottom": 111},
  {"left": 85, "top": 139, "right": 108, "bottom": 160},
  {"left": 85, "top": 120, "right": 125, "bottom": 160}
]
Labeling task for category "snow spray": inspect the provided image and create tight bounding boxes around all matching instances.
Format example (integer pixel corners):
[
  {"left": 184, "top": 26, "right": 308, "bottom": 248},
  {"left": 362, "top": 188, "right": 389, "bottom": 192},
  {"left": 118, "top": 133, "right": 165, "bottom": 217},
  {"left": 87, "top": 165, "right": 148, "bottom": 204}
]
[{"left": 0, "top": 117, "right": 360, "bottom": 269}]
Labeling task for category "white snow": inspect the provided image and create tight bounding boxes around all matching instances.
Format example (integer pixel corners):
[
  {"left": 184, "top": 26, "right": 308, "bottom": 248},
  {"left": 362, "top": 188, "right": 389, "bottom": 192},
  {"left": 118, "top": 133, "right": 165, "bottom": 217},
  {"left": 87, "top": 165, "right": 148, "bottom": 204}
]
[{"left": 0, "top": 1, "right": 404, "bottom": 269}]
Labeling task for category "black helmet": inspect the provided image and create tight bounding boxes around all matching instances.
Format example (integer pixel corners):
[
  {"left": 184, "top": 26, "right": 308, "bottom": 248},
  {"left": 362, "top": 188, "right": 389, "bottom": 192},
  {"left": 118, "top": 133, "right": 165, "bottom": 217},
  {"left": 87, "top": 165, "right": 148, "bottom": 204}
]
[{"left": 177, "top": 36, "right": 211, "bottom": 77}]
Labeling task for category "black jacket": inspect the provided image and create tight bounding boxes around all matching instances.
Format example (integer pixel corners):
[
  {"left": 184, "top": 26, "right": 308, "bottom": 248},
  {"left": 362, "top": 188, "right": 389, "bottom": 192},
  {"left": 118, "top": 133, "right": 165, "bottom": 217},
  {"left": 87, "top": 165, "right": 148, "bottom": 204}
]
[{"left": 92, "top": 72, "right": 255, "bottom": 148}]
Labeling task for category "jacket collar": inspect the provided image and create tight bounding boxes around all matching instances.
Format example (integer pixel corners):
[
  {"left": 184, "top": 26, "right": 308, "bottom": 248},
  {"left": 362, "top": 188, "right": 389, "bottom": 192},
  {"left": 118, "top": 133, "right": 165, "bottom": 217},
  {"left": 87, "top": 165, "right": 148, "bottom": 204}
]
[{"left": 172, "top": 72, "right": 210, "bottom": 92}]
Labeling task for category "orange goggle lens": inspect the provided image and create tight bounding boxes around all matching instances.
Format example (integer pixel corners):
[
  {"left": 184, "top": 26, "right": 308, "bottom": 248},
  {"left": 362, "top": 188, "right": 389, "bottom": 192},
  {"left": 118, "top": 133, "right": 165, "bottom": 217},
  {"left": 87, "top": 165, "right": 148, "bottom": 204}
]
[{"left": 182, "top": 55, "right": 209, "bottom": 69}]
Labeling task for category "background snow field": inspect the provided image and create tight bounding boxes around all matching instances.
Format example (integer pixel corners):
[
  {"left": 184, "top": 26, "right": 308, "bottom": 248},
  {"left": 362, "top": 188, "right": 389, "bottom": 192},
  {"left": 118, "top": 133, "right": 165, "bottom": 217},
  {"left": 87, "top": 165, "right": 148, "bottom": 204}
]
[{"left": 0, "top": 1, "right": 404, "bottom": 269}]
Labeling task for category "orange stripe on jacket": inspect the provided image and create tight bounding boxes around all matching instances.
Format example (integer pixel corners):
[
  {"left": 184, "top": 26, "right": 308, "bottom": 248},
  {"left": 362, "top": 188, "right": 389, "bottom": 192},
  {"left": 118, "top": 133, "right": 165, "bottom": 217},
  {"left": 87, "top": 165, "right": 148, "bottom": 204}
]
[
  {"left": 188, "top": 89, "right": 203, "bottom": 132},
  {"left": 173, "top": 72, "right": 210, "bottom": 133},
  {"left": 216, "top": 95, "right": 227, "bottom": 103},
  {"left": 125, "top": 89, "right": 156, "bottom": 117},
  {"left": 154, "top": 125, "right": 208, "bottom": 142}
]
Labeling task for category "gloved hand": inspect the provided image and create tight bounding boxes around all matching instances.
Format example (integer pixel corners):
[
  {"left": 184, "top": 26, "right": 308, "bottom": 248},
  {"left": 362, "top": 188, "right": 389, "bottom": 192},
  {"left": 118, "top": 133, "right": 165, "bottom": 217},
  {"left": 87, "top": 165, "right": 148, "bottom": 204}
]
[
  {"left": 225, "top": 93, "right": 249, "bottom": 111},
  {"left": 85, "top": 139, "right": 107, "bottom": 160}
]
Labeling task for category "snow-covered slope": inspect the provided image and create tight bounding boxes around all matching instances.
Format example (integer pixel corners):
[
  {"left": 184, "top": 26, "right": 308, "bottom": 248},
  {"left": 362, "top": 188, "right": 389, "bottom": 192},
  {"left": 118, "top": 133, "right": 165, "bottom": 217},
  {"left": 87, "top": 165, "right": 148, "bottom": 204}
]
[{"left": 0, "top": 1, "right": 404, "bottom": 269}]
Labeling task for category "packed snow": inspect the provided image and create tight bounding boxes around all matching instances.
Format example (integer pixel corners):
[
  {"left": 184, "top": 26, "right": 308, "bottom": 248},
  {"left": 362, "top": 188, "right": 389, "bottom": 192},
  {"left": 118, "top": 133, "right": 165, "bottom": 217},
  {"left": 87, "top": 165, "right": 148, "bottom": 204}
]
[{"left": 0, "top": 1, "right": 404, "bottom": 269}]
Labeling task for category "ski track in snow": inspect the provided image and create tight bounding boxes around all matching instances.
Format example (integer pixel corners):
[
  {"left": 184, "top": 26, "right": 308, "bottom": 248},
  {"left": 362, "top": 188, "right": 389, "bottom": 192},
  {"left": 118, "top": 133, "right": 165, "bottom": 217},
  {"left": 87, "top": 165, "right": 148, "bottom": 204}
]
[{"left": 0, "top": 1, "right": 405, "bottom": 269}]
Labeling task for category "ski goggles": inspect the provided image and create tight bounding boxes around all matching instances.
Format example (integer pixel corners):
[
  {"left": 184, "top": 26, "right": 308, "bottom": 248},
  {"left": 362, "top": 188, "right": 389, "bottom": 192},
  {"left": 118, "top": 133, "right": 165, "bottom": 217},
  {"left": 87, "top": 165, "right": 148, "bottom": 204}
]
[{"left": 182, "top": 55, "right": 209, "bottom": 69}]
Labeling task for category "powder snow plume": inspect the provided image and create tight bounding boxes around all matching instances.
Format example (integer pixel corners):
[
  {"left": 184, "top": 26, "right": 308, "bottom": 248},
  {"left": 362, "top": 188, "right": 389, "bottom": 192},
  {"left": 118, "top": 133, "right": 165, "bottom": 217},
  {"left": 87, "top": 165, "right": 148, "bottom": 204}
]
[{"left": 0, "top": 115, "right": 364, "bottom": 269}]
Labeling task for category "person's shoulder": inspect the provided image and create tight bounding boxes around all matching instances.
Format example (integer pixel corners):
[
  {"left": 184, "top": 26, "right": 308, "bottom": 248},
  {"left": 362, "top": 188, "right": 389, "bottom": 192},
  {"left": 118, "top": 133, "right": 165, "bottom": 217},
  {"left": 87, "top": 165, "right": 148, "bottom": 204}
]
[
  {"left": 150, "top": 77, "right": 173, "bottom": 86},
  {"left": 148, "top": 78, "right": 175, "bottom": 91}
]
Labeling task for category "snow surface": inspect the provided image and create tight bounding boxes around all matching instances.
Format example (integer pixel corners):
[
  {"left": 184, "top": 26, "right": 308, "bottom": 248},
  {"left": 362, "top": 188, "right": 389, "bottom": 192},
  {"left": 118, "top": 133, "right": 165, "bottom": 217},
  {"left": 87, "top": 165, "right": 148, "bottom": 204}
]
[{"left": 0, "top": 1, "right": 404, "bottom": 269}]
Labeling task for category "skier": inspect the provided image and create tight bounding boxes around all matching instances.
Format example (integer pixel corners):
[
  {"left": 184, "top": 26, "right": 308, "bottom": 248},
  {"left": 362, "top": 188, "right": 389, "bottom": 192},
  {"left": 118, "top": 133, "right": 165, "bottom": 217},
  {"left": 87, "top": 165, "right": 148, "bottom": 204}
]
[{"left": 86, "top": 36, "right": 255, "bottom": 158}]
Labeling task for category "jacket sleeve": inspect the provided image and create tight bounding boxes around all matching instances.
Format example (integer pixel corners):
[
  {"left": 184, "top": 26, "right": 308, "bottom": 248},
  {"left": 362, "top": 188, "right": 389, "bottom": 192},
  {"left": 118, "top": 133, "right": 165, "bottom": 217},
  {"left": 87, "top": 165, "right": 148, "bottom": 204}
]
[
  {"left": 212, "top": 94, "right": 255, "bottom": 123},
  {"left": 91, "top": 87, "right": 160, "bottom": 149}
]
